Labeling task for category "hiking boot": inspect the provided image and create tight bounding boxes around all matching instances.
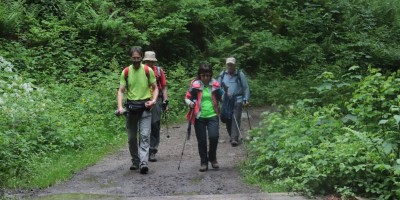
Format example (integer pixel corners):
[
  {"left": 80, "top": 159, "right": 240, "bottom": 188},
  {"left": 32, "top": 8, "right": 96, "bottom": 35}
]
[
  {"left": 199, "top": 164, "right": 208, "bottom": 172},
  {"left": 210, "top": 160, "right": 219, "bottom": 169},
  {"left": 149, "top": 153, "right": 157, "bottom": 162},
  {"left": 130, "top": 163, "right": 139, "bottom": 170},
  {"left": 231, "top": 140, "right": 238, "bottom": 147},
  {"left": 140, "top": 162, "right": 149, "bottom": 174}
]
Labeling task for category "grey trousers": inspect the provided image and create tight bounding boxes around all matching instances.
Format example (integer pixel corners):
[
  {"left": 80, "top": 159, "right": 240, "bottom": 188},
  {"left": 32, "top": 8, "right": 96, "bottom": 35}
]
[
  {"left": 126, "top": 109, "right": 152, "bottom": 165},
  {"left": 225, "top": 102, "right": 242, "bottom": 142}
]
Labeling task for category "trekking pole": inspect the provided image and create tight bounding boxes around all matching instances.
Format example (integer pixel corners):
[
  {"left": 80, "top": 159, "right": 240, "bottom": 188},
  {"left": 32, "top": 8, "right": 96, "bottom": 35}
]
[
  {"left": 178, "top": 108, "right": 193, "bottom": 170},
  {"left": 162, "top": 100, "right": 170, "bottom": 138},
  {"left": 233, "top": 114, "right": 249, "bottom": 158},
  {"left": 232, "top": 114, "right": 245, "bottom": 145}
]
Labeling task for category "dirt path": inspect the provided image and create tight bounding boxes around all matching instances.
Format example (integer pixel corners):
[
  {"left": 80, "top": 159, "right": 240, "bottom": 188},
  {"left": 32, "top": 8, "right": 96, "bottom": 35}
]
[{"left": 18, "top": 106, "right": 308, "bottom": 200}]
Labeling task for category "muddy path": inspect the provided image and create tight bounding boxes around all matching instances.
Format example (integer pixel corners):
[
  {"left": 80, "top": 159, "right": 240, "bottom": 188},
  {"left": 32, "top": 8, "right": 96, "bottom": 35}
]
[{"left": 24, "top": 106, "right": 272, "bottom": 199}]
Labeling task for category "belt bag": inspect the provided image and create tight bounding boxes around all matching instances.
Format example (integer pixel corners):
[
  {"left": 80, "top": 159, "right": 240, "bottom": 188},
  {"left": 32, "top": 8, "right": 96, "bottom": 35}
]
[{"left": 126, "top": 100, "right": 148, "bottom": 113}]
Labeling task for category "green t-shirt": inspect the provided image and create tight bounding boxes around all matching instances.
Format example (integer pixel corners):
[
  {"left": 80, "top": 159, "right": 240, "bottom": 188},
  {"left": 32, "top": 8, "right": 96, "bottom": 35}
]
[
  {"left": 120, "top": 64, "right": 156, "bottom": 100},
  {"left": 200, "top": 87, "right": 217, "bottom": 118}
]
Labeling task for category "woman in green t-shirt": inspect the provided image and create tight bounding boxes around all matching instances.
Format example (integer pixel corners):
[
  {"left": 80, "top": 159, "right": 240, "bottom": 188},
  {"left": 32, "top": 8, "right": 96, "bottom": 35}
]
[{"left": 184, "top": 63, "right": 224, "bottom": 172}]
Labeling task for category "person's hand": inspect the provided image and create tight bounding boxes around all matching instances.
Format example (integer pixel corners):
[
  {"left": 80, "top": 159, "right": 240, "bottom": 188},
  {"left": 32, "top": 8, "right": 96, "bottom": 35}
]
[
  {"left": 189, "top": 101, "right": 196, "bottom": 109},
  {"left": 145, "top": 100, "right": 155, "bottom": 108},
  {"left": 117, "top": 107, "right": 125, "bottom": 114},
  {"left": 243, "top": 100, "right": 249, "bottom": 107},
  {"left": 222, "top": 83, "right": 229, "bottom": 93},
  {"left": 162, "top": 100, "right": 169, "bottom": 111}
]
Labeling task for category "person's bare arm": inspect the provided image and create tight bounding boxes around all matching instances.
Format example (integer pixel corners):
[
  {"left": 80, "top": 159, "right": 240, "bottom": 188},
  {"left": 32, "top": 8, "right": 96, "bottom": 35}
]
[{"left": 117, "top": 85, "right": 125, "bottom": 114}]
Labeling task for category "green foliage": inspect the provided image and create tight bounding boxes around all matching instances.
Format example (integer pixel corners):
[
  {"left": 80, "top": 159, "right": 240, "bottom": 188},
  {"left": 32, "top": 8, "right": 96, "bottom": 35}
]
[
  {"left": 245, "top": 68, "right": 400, "bottom": 199},
  {"left": 347, "top": 68, "right": 400, "bottom": 133},
  {"left": 0, "top": 55, "right": 195, "bottom": 189},
  {"left": 1, "top": 0, "right": 400, "bottom": 197},
  {"left": 0, "top": 57, "right": 124, "bottom": 188},
  {"left": 0, "top": 0, "right": 25, "bottom": 38},
  {"left": 161, "top": 63, "right": 193, "bottom": 121}
]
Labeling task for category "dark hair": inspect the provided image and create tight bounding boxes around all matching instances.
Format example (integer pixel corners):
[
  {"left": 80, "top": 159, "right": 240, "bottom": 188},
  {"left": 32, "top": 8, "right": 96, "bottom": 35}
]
[
  {"left": 196, "top": 63, "right": 213, "bottom": 79},
  {"left": 128, "top": 46, "right": 143, "bottom": 57}
]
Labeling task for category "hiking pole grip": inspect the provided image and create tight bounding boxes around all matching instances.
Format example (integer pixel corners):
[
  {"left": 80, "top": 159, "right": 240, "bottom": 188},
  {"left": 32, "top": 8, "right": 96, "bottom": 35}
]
[
  {"left": 114, "top": 109, "right": 128, "bottom": 117},
  {"left": 163, "top": 112, "right": 170, "bottom": 138},
  {"left": 187, "top": 107, "right": 195, "bottom": 140}
]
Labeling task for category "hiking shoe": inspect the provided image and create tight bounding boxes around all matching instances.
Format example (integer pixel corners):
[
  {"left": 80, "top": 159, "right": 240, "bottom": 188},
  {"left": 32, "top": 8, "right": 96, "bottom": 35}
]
[
  {"left": 199, "top": 164, "right": 208, "bottom": 172},
  {"left": 231, "top": 140, "right": 238, "bottom": 147},
  {"left": 210, "top": 160, "right": 219, "bottom": 169},
  {"left": 140, "top": 162, "right": 149, "bottom": 174},
  {"left": 149, "top": 153, "right": 157, "bottom": 162},
  {"left": 130, "top": 163, "right": 139, "bottom": 170}
]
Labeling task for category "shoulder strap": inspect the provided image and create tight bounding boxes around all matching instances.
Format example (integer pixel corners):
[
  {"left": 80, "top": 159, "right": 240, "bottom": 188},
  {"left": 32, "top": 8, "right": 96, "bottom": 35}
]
[
  {"left": 190, "top": 79, "right": 200, "bottom": 102},
  {"left": 155, "top": 66, "right": 163, "bottom": 89},
  {"left": 144, "top": 65, "right": 149, "bottom": 76},
  {"left": 124, "top": 66, "right": 129, "bottom": 91},
  {"left": 236, "top": 69, "right": 244, "bottom": 96},
  {"left": 144, "top": 65, "right": 151, "bottom": 87},
  {"left": 156, "top": 66, "right": 162, "bottom": 77},
  {"left": 219, "top": 71, "right": 226, "bottom": 81},
  {"left": 124, "top": 66, "right": 129, "bottom": 78},
  {"left": 236, "top": 69, "right": 243, "bottom": 86}
]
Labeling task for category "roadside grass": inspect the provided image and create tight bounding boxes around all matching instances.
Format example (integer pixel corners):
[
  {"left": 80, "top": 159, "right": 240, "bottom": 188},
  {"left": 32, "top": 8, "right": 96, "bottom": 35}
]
[
  {"left": 243, "top": 174, "right": 287, "bottom": 193},
  {"left": 241, "top": 161, "right": 287, "bottom": 193},
  {"left": 5, "top": 134, "right": 127, "bottom": 189}
]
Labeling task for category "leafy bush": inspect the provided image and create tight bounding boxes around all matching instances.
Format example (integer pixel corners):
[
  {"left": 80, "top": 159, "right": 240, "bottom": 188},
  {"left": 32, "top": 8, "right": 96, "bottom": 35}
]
[
  {"left": 1, "top": 0, "right": 400, "bottom": 196},
  {"left": 245, "top": 68, "right": 400, "bottom": 199},
  {"left": 0, "top": 57, "right": 124, "bottom": 187}
]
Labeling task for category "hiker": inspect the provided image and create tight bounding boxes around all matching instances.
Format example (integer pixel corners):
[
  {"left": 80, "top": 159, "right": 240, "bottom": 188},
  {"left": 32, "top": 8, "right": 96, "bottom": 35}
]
[
  {"left": 184, "top": 63, "right": 224, "bottom": 172},
  {"left": 142, "top": 51, "right": 168, "bottom": 162},
  {"left": 218, "top": 57, "right": 250, "bottom": 147},
  {"left": 116, "top": 46, "right": 159, "bottom": 174}
]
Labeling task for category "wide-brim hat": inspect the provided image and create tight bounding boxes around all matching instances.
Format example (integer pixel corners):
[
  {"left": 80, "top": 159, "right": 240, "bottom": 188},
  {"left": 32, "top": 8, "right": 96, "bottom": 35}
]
[
  {"left": 143, "top": 51, "right": 157, "bottom": 61},
  {"left": 226, "top": 57, "right": 236, "bottom": 64}
]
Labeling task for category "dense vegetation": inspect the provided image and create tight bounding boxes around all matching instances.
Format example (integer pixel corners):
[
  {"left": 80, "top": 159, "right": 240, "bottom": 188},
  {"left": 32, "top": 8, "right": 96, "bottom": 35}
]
[{"left": 1, "top": 0, "right": 399, "bottom": 199}]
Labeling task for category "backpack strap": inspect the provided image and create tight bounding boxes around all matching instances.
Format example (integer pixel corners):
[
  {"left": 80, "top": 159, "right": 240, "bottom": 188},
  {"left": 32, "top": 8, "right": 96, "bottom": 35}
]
[
  {"left": 236, "top": 69, "right": 244, "bottom": 96},
  {"left": 144, "top": 65, "right": 150, "bottom": 87},
  {"left": 124, "top": 66, "right": 130, "bottom": 91},
  {"left": 155, "top": 66, "right": 162, "bottom": 89},
  {"left": 219, "top": 71, "right": 225, "bottom": 80},
  {"left": 236, "top": 69, "right": 243, "bottom": 89},
  {"left": 189, "top": 79, "right": 200, "bottom": 102}
]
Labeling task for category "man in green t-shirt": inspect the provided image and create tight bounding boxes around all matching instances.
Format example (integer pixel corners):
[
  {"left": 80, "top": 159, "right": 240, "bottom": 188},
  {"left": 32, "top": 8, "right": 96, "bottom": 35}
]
[{"left": 117, "top": 46, "right": 159, "bottom": 174}]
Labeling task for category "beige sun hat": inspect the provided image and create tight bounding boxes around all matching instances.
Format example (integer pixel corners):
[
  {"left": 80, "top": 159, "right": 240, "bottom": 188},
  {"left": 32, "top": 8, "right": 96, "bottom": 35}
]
[
  {"left": 143, "top": 51, "right": 157, "bottom": 61},
  {"left": 226, "top": 57, "right": 236, "bottom": 64}
]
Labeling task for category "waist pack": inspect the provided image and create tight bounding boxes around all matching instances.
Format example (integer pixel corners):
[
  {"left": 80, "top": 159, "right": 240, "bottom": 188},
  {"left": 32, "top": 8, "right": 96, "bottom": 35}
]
[{"left": 125, "top": 100, "right": 149, "bottom": 113}]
